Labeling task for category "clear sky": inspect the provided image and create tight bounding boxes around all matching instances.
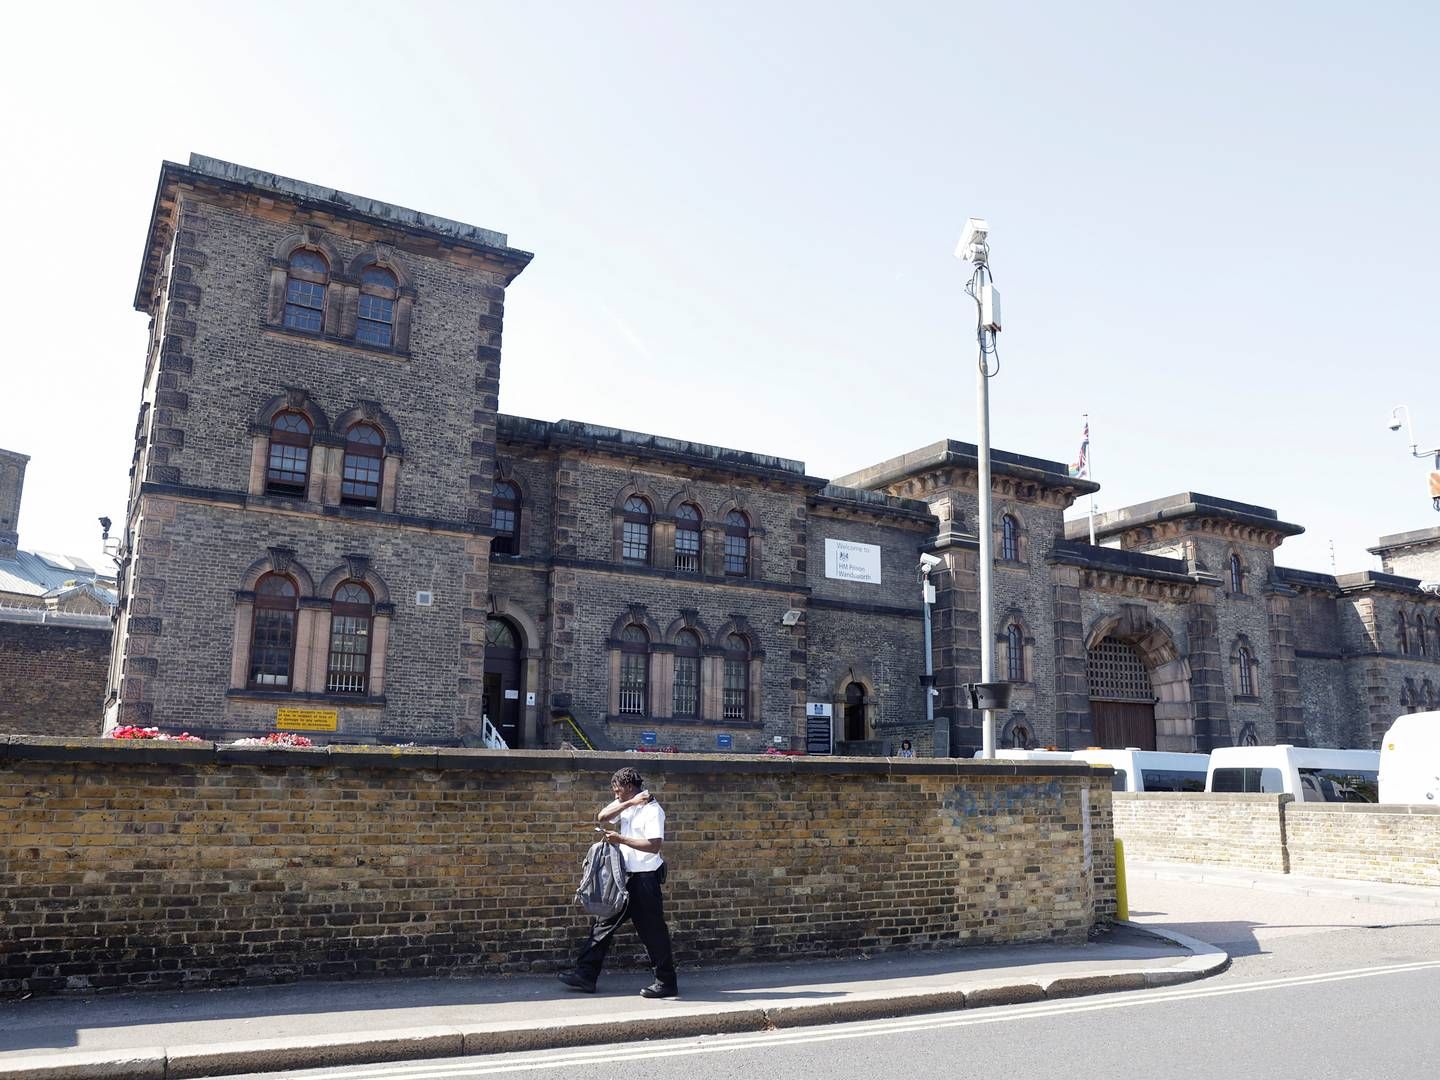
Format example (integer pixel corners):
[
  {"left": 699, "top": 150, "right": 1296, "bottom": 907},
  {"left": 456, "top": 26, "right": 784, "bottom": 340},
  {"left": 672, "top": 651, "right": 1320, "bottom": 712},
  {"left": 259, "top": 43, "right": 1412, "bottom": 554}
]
[{"left": 2, "top": 1, "right": 1435, "bottom": 576}]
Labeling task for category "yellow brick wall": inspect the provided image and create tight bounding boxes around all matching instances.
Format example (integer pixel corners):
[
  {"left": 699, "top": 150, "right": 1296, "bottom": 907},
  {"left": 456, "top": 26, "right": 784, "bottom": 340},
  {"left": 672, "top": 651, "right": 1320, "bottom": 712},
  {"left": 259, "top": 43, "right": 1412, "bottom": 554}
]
[
  {"left": 1285, "top": 804, "right": 1440, "bottom": 886},
  {"left": 1112, "top": 793, "right": 1290, "bottom": 872},
  {"left": 0, "top": 739, "right": 1112, "bottom": 994}
]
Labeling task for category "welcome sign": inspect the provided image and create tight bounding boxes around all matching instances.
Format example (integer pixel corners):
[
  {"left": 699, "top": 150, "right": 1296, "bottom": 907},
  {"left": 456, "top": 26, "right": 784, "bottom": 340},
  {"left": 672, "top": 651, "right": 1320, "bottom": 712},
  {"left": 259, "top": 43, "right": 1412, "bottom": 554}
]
[{"left": 824, "top": 538, "right": 882, "bottom": 584}]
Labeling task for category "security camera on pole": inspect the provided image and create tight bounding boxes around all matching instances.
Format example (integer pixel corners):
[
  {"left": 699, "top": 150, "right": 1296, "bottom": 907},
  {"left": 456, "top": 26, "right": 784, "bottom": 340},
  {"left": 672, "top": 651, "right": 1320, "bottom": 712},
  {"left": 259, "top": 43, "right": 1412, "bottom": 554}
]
[
  {"left": 1388, "top": 405, "right": 1440, "bottom": 512},
  {"left": 957, "top": 219, "right": 1004, "bottom": 758}
]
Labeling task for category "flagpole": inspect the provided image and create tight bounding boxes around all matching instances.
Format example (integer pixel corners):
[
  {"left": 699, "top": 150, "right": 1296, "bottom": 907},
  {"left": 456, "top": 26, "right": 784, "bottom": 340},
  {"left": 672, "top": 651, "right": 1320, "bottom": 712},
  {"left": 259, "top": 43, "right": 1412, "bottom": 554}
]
[{"left": 1086, "top": 413, "right": 1096, "bottom": 545}]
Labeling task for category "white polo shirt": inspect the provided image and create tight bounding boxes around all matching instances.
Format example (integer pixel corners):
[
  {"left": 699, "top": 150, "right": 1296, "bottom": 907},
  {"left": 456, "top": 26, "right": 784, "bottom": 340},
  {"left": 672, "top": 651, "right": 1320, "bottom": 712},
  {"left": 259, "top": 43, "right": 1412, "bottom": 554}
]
[{"left": 617, "top": 800, "right": 666, "bottom": 873}]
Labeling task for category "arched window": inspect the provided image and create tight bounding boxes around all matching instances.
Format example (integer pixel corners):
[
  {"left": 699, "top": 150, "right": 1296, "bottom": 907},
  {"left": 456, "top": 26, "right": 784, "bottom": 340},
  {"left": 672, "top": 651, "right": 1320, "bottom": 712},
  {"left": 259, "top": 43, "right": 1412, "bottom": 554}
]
[
  {"left": 1399, "top": 613, "right": 1410, "bottom": 655},
  {"left": 492, "top": 480, "right": 521, "bottom": 555},
  {"left": 844, "top": 681, "right": 866, "bottom": 741},
  {"left": 249, "top": 573, "right": 298, "bottom": 689},
  {"left": 340, "top": 423, "right": 384, "bottom": 508},
  {"left": 356, "top": 265, "right": 398, "bottom": 347},
  {"left": 1001, "top": 515, "right": 1020, "bottom": 562},
  {"left": 622, "top": 496, "right": 652, "bottom": 565},
  {"left": 619, "top": 624, "right": 649, "bottom": 715},
  {"left": 283, "top": 249, "right": 329, "bottom": 333},
  {"left": 1420, "top": 618, "right": 1430, "bottom": 657},
  {"left": 1229, "top": 554, "right": 1245, "bottom": 595},
  {"left": 672, "top": 629, "right": 701, "bottom": 718},
  {"left": 1402, "top": 678, "right": 1418, "bottom": 714},
  {"left": 723, "top": 633, "right": 750, "bottom": 720},
  {"left": 265, "top": 411, "right": 313, "bottom": 498},
  {"left": 1237, "top": 645, "right": 1255, "bottom": 696},
  {"left": 326, "top": 582, "right": 373, "bottom": 694},
  {"left": 1006, "top": 623, "right": 1025, "bottom": 682},
  {"left": 724, "top": 511, "right": 751, "bottom": 576},
  {"left": 674, "top": 503, "right": 702, "bottom": 574}
]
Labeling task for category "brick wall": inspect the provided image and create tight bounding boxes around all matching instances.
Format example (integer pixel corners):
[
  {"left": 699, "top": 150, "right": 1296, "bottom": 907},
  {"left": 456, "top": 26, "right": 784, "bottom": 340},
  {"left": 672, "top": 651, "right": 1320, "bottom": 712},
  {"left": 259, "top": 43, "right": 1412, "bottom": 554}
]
[
  {"left": 1284, "top": 803, "right": 1440, "bottom": 886},
  {"left": 1112, "top": 792, "right": 1289, "bottom": 872},
  {"left": 0, "top": 739, "right": 1111, "bottom": 995},
  {"left": 0, "top": 623, "right": 110, "bottom": 736}
]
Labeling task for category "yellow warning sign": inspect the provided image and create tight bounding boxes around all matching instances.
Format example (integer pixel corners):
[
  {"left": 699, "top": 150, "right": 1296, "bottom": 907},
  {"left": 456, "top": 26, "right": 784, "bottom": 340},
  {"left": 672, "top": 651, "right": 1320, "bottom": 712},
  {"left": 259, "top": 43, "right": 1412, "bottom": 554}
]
[{"left": 276, "top": 707, "right": 339, "bottom": 731}]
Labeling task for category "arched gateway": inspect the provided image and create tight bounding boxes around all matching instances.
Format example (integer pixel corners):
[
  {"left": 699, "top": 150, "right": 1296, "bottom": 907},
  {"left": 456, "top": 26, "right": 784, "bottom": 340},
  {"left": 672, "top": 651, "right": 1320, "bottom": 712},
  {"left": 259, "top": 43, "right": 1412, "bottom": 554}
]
[{"left": 1084, "top": 607, "right": 1196, "bottom": 751}]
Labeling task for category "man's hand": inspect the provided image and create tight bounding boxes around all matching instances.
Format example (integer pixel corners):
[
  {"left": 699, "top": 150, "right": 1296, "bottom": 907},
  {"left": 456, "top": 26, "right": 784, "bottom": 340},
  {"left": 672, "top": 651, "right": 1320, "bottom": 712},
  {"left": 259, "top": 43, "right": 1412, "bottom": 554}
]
[{"left": 601, "top": 830, "right": 624, "bottom": 846}]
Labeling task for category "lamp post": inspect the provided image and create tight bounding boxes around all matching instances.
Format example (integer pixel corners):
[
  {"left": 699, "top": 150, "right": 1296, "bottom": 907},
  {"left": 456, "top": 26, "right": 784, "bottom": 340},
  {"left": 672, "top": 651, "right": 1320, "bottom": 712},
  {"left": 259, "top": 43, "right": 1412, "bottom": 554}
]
[
  {"left": 1388, "top": 405, "right": 1440, "bottom": 511},
  {"left": 957, "top": 219, "right": 1002, "bottom": 758}
]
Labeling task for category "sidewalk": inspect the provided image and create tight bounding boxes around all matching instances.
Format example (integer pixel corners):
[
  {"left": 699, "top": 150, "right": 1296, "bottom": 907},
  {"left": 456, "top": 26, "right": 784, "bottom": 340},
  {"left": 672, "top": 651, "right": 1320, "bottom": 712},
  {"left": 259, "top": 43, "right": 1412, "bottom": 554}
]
[
  {"left": 0, "top": 923, "right": 1222, "bottom": 1080},
  {"left": 1127, "top": 861, "right": 1440, "bottom": 908}
]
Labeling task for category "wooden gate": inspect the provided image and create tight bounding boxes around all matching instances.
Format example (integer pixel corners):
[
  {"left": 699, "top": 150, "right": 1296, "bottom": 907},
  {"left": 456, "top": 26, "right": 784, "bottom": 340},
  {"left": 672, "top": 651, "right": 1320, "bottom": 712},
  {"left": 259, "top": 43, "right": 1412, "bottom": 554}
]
[{"left": 1087, "top": 637, "right": 1157, "bottom": 749}]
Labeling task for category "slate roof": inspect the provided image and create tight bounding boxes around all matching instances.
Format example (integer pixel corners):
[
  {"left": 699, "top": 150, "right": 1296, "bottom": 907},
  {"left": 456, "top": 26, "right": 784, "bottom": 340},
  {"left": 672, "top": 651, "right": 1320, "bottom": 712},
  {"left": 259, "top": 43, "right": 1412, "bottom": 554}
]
[{"left": 0, "top": 548, "right": 116, "bottom": 603}]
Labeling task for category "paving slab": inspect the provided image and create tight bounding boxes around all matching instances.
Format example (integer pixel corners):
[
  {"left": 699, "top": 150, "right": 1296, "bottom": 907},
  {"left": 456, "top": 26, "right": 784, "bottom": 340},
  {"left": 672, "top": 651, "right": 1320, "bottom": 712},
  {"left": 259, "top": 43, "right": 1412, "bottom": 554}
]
[{"left": 0, "top": 924, "right": 1222, "bottom": 1079}]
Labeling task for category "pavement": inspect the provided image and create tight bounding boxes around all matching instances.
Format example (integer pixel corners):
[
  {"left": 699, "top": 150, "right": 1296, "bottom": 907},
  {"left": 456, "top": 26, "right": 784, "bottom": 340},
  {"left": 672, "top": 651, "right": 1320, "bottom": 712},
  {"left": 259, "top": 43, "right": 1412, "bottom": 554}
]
[{"left": 2, "top": 863, "right": 1434, "bottom": 1080}]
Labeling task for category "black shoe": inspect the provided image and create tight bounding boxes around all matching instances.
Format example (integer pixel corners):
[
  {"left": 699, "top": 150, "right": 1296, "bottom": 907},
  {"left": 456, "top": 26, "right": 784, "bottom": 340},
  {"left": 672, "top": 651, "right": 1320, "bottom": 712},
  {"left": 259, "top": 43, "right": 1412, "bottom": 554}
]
[
  {"left": 558, "top": 971, "right": 597, "bottom": 993},
  {"left": 640, "top": 982, "right": 678, "bottom": 999}
]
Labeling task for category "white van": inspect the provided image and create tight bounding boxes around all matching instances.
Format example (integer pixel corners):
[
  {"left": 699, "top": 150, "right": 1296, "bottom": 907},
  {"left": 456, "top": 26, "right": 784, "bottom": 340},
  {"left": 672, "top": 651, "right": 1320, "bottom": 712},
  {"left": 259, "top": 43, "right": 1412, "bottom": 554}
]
[
  {"left": 1206, "top": 745, "right": 1379, "bottom": 802},
  {"left": 1378, "top": 712, "right": 1440, "bottom": 804},
  {"left": 1071, "top": 748, "right": 1209, "bottom": 793},
  {"left": 980, "top": 749, "right": 1078, "bottom": 761}
]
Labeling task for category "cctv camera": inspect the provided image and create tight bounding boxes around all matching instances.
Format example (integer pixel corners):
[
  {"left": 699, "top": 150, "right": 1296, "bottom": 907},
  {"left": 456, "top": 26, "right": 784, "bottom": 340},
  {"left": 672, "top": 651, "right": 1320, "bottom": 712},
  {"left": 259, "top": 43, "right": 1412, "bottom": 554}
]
[
  {"left": 1388, "top": 418, "right": 1403, "bottom": 432},
  {"left": 919, "top": 553, "right": 942, "bottom": 569},
  {"left": 955, "top": 218, "right": 989, "bottom": 263}
]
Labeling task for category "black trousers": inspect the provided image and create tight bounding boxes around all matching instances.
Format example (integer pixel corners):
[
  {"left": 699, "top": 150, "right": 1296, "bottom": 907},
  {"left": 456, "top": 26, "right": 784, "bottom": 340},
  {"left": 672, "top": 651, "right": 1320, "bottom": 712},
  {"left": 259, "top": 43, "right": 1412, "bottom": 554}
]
[{"left": 574, "top": 867, "right": 676, "bottom": 989}]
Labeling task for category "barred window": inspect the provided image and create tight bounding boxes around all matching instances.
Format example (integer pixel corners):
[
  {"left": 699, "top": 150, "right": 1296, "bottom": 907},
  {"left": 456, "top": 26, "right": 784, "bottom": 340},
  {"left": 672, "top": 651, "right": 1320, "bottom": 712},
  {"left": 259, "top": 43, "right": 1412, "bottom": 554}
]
[
  {"left": 1399, "top": 613, "right": 1410, "bottom": 655},
  {"left": 1006, "top": 623, "right": 1025, "bottom": 682},
  {"left": 724, "top": 510, "right": 750, "bottom": 576},
  {"left": 341, "top": 423, "right": 384, "bottom": 507},
  {"left": 622, "top": 496, "right": 652, "bottom": 565},
  {"left": 674, "top": 503, "right": 701, "bottom": 574},
  {"left": 723, "top": 633, "right": 749, "bottom": 720},
  {"left": 619, "top": 624, "right": 649, "bottom": 715},
  {"left": 672, "top": 630, "right": 701, "bottom": 718},
  {"left": 1001, "top": 515, "right": 1020, "bottom": 562},
  {"left": 1229, "top": 554, "right": 1245, "bottom": 595},
  {"left": 265, "top": 411, "right": 312, "bottom": 498},
  {"left": 1237, "top": 645, "right": 1254, "bottom": 696},
  {"left": 283, "top": 249, "right": 328, "bottom": 333},
  {"left": 326, "top": 582, "right": 373, "bottom": 694},
  {"left": 249, "top": 574, "right": 298, "bottom": 689},
  {"left": 492, "top": 479, "right": 521, "bottom": 555}
]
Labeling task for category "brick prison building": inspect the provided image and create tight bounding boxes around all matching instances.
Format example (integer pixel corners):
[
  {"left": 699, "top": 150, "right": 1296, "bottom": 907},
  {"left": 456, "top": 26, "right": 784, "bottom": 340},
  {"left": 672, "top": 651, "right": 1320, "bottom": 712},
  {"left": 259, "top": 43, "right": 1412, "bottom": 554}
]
[{"left": 104, "top": 156, "right": 1440, "bottom": 754}]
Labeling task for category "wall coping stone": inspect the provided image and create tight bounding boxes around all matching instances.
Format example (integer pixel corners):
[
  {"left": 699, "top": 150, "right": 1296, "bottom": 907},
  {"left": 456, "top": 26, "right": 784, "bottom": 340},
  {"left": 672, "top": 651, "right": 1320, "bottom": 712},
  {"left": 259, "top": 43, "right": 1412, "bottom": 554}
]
[
  {"left": 1285, "top": 801, "right": 1440, "bottom": 816},
  {"left": 0, "top": 736, "right": 1105, "bottom": 779}
]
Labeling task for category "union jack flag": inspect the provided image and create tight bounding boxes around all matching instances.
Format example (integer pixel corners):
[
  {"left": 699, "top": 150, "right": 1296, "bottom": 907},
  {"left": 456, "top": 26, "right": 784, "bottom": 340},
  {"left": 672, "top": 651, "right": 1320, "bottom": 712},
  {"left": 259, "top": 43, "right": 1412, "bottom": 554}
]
[{"left": 1068, "top": 421, "right": 1089, "bottom": 479}]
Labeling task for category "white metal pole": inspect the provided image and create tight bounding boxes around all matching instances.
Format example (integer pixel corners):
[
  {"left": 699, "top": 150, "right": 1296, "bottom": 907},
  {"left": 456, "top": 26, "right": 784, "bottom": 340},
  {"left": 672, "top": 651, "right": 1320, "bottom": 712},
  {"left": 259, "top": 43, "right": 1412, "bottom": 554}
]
[
  {"left": 921, "top": 572, "right": 939, "bottom": 754},
  {"left": 977, "top": 343, "right": 996, "bottom": 759}
]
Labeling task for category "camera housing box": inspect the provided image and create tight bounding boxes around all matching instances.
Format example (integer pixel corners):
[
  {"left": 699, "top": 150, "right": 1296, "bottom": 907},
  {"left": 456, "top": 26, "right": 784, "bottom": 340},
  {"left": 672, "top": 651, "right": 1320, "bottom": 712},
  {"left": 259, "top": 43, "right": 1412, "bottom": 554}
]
[{"left": 980, "top": 283, "right": 1001, "bottom": 333}]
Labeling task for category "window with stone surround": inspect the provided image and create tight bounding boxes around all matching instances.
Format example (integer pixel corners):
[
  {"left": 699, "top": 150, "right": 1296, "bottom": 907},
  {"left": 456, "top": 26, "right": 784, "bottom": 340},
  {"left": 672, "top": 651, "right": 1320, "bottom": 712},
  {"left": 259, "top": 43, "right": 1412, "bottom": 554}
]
[
  {"left": 340, "top": 424, "right": 384, "bottom": 508},
  {"left": 265, "top": 411, "right": 313, "bottom": 498},
  {"left": 672, "top": 630, "right": 701, "bottom": 717},
  {"left": 492, "top": 479, "right": 521, "bottom": 555},
  {"left": 1399, "top": 612, "right": 1411, "bottom": 655},
  {"left": 619, "top": 624, "right": 649, "bottom": 715},
  {"left": 1419, "top": 616, "right": 1430, "bottom": 657},
  {"left": 326, "top": 582, "right": 373, "bottom": 694},
  {"left": 674, "top": 503, "right": 702, "bottom": 574},
  {"left": 1006, "top": 622, "right": 1026, "bottom": 682},
  {"left": 249, "top": 574, "right": 298, "bottom": 689},
  {"left": 622, "top": 496, "right": 652, "bottom": 565},
  {"left": 282, "top": 250, "right": 329, "bottom": 334},
  {"left": 724, "top": 510, "right": 751, "bottom": 576},
  {"left": 723, "top": 633, "right": 750, "bottom": 720},
  {"left": 356, "top": 265, "right": 398, "bottom": 347},
  {"left": 1230, "top": 637, "right": 1259, "bottom": 699},
  {"left": 1001, "top": 515, "right": 1020, "bottom": 562},
  {"left": 1229, "top": 553, "right": 1245, "bottom": 595}
]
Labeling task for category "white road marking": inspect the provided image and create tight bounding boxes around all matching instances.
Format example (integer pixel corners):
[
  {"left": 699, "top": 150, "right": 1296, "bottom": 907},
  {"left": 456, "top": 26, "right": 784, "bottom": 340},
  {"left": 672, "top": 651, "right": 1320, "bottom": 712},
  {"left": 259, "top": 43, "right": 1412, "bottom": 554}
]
[{"left": 269, "top": 960, "right": 1440, "bottom": 1080}]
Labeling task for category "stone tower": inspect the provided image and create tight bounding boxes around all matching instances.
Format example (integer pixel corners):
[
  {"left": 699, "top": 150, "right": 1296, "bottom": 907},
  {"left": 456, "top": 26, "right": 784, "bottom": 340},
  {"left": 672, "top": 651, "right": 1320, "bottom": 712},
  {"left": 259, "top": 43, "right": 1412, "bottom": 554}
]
[
  {"left": 107, "top": 156, "right": 531, "bottom": 741},
  {"left": 0, "top": 448, "right": 28, "bottom": 560}
]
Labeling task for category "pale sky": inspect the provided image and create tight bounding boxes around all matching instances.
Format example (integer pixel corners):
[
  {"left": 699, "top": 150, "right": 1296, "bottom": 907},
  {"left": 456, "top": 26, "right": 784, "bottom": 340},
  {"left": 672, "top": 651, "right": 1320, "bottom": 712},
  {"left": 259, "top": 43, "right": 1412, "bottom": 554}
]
[{"left": 2, "top": 1, "right": 1435, "bottom": 576}]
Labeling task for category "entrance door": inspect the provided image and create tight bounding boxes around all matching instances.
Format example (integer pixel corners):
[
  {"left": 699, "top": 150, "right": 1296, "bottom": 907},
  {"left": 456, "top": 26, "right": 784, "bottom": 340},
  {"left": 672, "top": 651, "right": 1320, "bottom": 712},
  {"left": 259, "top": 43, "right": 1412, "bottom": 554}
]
[
  {"left": 1086, "top": 637, "right": 1157, "bottom": 750},
  {"left": 1091, "top": 700, "right": 1157, "bottom": 750},
  {"left": 483, "top": 618, "right": 524, "bottom": 748}
]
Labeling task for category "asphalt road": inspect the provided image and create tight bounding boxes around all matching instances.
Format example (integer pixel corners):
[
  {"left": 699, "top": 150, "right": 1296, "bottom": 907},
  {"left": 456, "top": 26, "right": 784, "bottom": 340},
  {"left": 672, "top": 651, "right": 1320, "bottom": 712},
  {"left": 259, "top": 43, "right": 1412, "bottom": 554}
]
[{"left": 228, "top": 876, "right": 1440, "bottom": 1080}]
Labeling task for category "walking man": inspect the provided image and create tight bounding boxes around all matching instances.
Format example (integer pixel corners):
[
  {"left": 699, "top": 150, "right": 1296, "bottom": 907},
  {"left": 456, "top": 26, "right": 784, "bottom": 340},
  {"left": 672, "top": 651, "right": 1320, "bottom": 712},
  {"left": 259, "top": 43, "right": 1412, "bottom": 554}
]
[{"left": 560, "top": 767, "right": 678, "bottom": 998}]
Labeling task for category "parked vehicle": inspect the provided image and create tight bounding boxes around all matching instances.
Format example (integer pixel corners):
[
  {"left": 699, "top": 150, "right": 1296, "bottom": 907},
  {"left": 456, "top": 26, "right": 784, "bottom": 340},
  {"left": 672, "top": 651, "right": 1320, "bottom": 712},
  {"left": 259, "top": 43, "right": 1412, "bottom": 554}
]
[
  {"left": 982, "top": 749, "right": 1078, "bottom": 761},
  {"left": 1071, "top": 748, "right": 1209, "bottom": 793},
  {"left": 1378, "top": 711, "right": 1440, "bottom": 804},
  {"left": 1206, "top": 745, "right": 1379, "bottom": 802}
]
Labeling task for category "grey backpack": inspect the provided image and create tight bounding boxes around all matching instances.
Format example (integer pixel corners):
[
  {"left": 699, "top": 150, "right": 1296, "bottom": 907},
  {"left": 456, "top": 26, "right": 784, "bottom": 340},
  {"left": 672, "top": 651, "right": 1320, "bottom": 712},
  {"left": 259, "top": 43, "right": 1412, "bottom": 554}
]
[{"left": 575, "top": 839, "right": 629, "bottom": 919}]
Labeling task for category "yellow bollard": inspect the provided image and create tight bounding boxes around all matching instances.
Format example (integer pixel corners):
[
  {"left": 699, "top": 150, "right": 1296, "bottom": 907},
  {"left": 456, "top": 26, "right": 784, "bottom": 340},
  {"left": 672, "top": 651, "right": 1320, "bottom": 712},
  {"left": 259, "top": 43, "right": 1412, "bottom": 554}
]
[{"left": 1114, "top": 837, "right": 1129, "bottom": 921}]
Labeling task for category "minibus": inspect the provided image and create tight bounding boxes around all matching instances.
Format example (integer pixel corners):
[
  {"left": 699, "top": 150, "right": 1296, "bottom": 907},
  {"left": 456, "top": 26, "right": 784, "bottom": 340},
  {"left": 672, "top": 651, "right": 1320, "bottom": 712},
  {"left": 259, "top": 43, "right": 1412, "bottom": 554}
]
[{"left": 1206, "top": 745, "right": 1379, "bottom": 802}]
